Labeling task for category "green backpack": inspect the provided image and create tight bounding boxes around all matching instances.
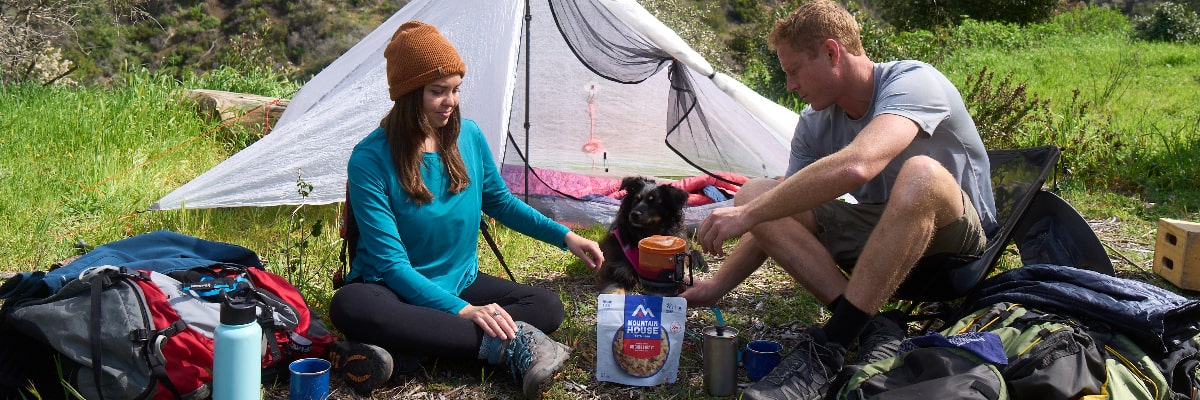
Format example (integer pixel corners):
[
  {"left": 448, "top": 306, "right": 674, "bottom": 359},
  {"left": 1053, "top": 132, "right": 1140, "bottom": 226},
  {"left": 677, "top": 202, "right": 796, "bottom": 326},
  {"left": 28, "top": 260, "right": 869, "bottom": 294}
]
[
  {"left": 837, "top": 302, "right": 1184, "bottom": 400},
  {"left": 838, "top": 345, "right": 1008, "bottom": 400}
]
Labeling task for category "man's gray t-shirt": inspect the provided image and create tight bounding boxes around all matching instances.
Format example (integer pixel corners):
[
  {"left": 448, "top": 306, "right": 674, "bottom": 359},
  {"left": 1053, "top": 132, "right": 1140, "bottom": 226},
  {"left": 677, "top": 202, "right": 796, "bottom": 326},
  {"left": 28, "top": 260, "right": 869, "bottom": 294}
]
[{"left": 786, "top": 60, "right": 997, "bottom": 233}]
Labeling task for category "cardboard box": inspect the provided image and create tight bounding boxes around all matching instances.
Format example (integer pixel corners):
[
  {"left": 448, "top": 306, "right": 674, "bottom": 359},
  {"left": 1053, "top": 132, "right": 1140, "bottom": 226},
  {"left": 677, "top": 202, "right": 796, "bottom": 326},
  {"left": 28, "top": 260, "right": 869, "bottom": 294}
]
[{"left": 1153, "top": 218, "right": 1200, "bottom": 291}]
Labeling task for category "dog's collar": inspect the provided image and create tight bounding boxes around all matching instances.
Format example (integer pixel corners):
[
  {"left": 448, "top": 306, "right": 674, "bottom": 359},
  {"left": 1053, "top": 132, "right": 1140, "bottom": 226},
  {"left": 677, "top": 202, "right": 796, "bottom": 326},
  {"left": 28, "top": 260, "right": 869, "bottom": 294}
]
[{"left": 611, "top": 228, "right": 640, "bottom": 269}]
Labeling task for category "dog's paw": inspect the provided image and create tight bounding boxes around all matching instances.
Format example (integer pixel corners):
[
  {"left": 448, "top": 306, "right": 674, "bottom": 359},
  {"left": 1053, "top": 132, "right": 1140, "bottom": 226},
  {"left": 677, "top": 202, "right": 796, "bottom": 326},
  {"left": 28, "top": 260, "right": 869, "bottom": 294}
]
[
  {"left": 599, "top": 283, "right": 628, "bottom": 296},
  {"left": 689, "top": 249, "right": 709, "bottom": 272}
]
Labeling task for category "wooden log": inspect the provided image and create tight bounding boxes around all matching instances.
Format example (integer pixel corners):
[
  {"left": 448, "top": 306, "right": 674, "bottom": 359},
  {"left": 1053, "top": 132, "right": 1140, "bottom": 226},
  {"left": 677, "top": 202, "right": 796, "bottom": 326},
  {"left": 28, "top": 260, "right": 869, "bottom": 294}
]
[{"left": 180, "top": 89, "right": 290, "bottom": 134}]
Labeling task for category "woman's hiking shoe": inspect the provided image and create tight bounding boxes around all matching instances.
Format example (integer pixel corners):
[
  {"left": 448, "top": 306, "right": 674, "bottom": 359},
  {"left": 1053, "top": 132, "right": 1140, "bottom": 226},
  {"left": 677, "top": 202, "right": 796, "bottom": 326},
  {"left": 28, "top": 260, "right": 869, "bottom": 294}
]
[
  {"left": 502, "top": 322, "right": 570, "bottom": 399},
  {"left": 329, "top": 341, "right": 394, "bottom": 396},
  {"left": 742, "top": 327, "right": 846, "bottom": 400}
]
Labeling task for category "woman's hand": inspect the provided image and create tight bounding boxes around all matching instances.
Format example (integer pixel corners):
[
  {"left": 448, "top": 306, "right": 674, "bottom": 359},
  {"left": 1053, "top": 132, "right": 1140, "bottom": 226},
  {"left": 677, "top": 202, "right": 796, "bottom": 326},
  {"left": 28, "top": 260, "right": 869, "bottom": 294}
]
[
  {"left": 458, "top": 303, "right": 517, "bottom": 340},
  {"left": 565, "top": 231, "right": 604, "bottom": 271}
]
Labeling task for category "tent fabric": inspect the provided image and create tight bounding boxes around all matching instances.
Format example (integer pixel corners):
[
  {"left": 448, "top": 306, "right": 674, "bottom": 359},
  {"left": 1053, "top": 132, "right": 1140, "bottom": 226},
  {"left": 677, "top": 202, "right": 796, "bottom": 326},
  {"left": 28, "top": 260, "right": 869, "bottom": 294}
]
[
  {"left": 497, "top": 165, "right": 744, "bottom": 207},
  {"left": 151, "top": 0, "right": 799, "bottom": 229}
]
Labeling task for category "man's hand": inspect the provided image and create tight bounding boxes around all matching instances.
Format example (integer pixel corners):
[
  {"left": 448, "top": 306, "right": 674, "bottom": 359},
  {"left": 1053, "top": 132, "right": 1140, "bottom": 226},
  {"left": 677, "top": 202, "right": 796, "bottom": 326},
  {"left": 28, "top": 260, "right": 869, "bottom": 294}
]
[
  {"left": 696, "top": 205, "right": 753, "bottom": 256},
  {"left": 678, "top": 279, "right": 727, "bottom": 308}
]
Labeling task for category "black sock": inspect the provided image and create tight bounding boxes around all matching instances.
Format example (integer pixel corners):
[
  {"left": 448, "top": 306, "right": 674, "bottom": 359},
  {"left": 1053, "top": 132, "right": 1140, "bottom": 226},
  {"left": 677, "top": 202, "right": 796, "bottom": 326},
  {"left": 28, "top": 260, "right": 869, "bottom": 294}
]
[
  {"left": 821, "top": 295, "right": 871, "bottom": 348},
  {"left": 826, "top": 295, "right": 845, "bottom": 312}
]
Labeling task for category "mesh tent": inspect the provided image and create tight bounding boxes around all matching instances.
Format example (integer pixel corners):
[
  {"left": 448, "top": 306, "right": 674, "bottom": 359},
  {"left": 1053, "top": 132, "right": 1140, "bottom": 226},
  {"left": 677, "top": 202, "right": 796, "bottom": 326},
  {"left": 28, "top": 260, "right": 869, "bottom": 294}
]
[{"left": 151, "top": 0, "right": 798, "bottom": 228}]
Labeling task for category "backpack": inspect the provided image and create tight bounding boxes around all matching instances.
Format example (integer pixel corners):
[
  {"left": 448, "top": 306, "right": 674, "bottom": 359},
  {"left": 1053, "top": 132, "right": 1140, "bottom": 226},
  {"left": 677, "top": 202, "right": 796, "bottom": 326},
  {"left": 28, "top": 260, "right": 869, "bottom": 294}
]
[
  {"left": 939, "top": 302, "right": 1111, "bottom": 399},
  {"left": 839, "top": 345, "right": 1008, "bottom": 400},
  {"left": 838, "top": 302, "right": 1195, "bottom": 400},
  {"left": 0, "top": 232, "right": 335, "bottom": 400}
]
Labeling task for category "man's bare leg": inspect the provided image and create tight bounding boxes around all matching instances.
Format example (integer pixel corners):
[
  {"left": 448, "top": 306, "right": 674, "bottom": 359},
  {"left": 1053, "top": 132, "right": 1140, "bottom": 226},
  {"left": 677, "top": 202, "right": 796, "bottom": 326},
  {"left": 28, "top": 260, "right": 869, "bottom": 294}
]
[
  {"left": 734, "top": 179, "right": 848, "bottom": 305},
  {"left": 681, "top": 178, "right": 846, "bottom": 307},
  {"left": 844, "top": 156, "right": 966, "bottom": 313}
]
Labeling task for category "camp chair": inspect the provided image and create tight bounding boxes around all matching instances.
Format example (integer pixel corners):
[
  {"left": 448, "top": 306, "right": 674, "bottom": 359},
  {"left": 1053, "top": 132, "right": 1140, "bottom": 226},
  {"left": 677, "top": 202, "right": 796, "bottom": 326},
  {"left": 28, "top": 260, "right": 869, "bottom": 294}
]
[
  {"left": 893, "top": 145, "right": 1113, "bottom": 304},
  {"left": 1012, "top": 190, "right": 1113, "bottom": 274}
]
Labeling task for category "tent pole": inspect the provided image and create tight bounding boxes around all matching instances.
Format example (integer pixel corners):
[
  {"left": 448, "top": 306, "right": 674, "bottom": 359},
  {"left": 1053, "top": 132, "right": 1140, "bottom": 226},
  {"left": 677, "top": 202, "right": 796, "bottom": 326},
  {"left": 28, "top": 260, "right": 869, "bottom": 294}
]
[{"left": 522, "top": 0, "right": 532, "bottom": 203}]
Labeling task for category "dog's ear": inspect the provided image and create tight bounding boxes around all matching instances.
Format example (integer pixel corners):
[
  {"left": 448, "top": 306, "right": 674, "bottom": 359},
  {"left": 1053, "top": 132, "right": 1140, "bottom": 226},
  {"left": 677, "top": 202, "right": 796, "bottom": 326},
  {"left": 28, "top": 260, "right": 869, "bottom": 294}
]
[
  {"left": 620, "top": 176, "right": 646, "bottom": 194},
  {"left": 664, "top": 184, "right": 689, "bottom": 206}
]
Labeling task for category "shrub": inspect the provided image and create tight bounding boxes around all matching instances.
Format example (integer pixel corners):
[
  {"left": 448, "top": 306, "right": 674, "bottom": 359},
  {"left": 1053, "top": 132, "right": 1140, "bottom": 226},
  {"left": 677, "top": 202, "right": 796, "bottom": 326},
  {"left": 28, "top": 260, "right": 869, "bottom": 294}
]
[
  {"left": 1134, "top": 2, "right": 1200, "bottom": 43},
  {"left": 960, "top": 66, "right": 1052, "bottom": 150},
  {"left": 1046, "top": 4, "right": 1130, "bottom": 36},
  {"left": 642, "top": 0, "right": 728, "bottom": 71},
  {"left": 727, "top": 0, "right": 765, "bottom": 24},
  {"left": 193, "top": 45, "right": 299, "bottom": 99},
  {"left": 857, "top": 4, "right": 953, "bottom": 65},
  {"left": 875, "top": 0, "right": 1062, "bottom": 31},
  {"left": 950, "top": 19, "right": 1032, "bottom": 51},
  {"left": 0, "top": 0, "right": 82, "bottom": 84},
  {"left": 958, "top": 0, "right": 1062, "bottom": 27},
  {"left": 727, "top": 0, "right": 804, "bottom": 108}
]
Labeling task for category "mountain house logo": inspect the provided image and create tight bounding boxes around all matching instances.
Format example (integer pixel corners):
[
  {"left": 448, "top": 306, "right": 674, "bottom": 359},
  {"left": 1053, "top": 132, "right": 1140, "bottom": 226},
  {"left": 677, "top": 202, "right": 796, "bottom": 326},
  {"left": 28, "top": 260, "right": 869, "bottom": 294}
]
[{"left": 631, "top": 303, "right": 656, "bottom": 318}]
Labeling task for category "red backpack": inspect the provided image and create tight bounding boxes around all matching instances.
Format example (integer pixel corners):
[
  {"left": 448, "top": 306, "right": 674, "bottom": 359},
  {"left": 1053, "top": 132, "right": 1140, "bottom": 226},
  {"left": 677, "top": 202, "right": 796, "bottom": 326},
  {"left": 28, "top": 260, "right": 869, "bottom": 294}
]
[{"left": 0, "top": 232, "right": 336, "bottom": 399}]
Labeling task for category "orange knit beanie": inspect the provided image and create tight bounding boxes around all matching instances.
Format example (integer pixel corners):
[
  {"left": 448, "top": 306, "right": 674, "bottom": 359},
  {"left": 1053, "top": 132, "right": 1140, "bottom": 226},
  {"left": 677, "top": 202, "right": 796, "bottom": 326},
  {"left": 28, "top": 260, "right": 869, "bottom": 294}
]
[{"left": 384, "top": 21, "right": 467, "bottom": 101}]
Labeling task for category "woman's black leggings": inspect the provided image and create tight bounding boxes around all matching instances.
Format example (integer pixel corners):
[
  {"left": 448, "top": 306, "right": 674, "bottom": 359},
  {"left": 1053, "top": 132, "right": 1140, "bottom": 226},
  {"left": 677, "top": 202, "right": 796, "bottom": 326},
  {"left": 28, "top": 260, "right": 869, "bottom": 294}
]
[{"left": 328, "top": 273, "right": 565, "bottom": 359}]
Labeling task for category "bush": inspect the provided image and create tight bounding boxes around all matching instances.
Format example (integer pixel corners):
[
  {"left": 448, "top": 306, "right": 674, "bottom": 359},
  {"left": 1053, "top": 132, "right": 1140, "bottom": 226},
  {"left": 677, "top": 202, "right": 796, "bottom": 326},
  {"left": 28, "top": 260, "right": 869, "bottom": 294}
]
[
  {"left": 1134, "top": 2, "right": 1200, "bottom": 43},
  {"left": 193, "top": 46, "right": 299, "bottom": 99},
  {"left": 1046, "top": 4, "right": 1130, "bottom": 36},
  {"left": 727, "top": 0, "right": 765, "bottom": 24},
  {"left": 856, "top": 3, "right": 953, "bottom": 65},
  {"left": 958, "top": 0, "right": 1062, "bottom": 27},
  {"left": 726, "top": 0, "right": 804, "bottom": 108},
  {"left": 875, "top": 0, "right": 1062, "bottom": 31},
  {"left": 950, "top": 19, "right": 1033, "bottom": 51},
  {"left": 960, "top": 66, "right": 1052, "bottom": 149}
]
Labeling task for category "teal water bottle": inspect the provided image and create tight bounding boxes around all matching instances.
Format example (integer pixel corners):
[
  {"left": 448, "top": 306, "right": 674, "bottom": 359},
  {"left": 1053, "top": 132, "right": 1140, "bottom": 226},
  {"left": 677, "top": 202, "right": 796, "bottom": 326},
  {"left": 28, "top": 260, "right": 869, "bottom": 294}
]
[{"left": 212, "top": 292, "right": 262, "bottom": 399}]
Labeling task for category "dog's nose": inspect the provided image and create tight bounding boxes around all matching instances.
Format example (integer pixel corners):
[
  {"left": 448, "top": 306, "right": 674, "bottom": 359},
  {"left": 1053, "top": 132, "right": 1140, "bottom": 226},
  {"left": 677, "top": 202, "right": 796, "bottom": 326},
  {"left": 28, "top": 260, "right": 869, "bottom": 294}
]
[{"left": 630, "top": 211, "right": 642, "bottom": 219}]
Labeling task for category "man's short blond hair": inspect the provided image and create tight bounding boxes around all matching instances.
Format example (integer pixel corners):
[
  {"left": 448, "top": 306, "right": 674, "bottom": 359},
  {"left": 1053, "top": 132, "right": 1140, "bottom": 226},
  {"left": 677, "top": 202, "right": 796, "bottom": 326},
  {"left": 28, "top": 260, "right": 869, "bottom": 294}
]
[{"left": 768, "top": 0, "right": 865, "bottom": 57}]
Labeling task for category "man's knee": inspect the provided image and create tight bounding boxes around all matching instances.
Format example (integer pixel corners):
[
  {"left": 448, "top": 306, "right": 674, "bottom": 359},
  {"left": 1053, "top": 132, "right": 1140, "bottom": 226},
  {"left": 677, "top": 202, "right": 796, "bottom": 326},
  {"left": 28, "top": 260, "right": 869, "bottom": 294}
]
[
  {"left": 735, "top": 177, "right": 780, "bottom": 206},
  {"left": 890, "top": 156, "right": 964, "bottom": 223},
  {"left": 892, "top": 157, "right": 956, "bottom": 203},
  {"left": 899, "top": 156, "right": 950, "bottom": 181}
]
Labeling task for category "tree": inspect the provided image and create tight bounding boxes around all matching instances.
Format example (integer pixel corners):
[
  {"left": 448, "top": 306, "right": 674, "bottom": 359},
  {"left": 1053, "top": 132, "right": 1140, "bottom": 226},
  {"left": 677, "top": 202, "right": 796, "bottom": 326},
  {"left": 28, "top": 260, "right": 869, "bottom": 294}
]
[{"left": 0, "top": 0, "right": 83, "bottom": 84}]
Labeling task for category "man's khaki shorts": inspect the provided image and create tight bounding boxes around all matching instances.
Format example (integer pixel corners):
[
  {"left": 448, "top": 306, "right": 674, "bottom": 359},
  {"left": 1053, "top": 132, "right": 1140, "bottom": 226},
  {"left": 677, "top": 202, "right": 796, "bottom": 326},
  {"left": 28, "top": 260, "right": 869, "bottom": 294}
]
[{"left": 812, "top": 191, "right": 987, "bottom": 271}]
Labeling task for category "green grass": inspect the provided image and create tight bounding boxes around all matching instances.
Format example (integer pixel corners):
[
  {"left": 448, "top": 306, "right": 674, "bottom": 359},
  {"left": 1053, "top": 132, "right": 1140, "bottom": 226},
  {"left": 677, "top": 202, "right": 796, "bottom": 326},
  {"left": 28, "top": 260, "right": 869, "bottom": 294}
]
[
  {"left": 936, "top": 12, "right": 1200, "bottom": 212},
  {"left": 2, "top": 6, "right": 1200, "bottom": 399}
]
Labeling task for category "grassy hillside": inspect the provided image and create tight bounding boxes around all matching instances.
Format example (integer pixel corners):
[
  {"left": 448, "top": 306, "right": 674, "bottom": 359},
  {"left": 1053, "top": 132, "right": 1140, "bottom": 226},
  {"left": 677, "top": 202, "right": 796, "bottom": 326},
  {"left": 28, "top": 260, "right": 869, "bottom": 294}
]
[{"left": 938, "top": 10, "right": 1200, "bottom": 207}]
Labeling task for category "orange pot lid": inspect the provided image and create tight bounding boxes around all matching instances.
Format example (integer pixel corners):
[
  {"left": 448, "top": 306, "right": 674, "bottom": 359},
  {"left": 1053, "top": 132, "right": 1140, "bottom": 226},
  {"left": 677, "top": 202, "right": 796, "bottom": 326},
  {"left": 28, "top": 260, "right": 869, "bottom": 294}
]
[{"left": 637, "top": 235, "right": 685, "bottom": 253}]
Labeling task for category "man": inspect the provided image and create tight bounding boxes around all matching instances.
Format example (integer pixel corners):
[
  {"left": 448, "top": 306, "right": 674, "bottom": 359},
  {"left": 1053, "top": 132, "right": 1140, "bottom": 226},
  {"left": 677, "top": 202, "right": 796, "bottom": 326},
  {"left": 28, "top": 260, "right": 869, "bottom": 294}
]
[{"left": 682, "top": 1, "right": 996, "bottom": 398}]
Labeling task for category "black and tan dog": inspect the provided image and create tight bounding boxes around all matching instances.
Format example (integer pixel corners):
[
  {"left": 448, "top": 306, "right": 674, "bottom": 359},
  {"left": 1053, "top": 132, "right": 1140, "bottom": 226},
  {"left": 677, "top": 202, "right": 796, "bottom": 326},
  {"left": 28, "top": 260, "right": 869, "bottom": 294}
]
[{"left": 597, "top": 176, "right": 704, "bottom": 296}]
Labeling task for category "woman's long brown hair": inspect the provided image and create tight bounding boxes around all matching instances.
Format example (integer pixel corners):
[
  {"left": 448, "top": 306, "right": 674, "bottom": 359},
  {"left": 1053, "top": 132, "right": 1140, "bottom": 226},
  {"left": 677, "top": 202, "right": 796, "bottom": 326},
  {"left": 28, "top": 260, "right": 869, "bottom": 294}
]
[{"left": 381, "top": 88, "right": 470, "bottom": 205}]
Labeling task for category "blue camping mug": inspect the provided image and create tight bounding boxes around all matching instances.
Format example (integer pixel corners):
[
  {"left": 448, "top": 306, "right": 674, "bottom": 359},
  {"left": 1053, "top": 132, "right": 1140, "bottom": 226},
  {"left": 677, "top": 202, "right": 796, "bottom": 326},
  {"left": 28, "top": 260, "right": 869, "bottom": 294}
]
[
  {"left": 743, "top": 339, "right": 783, "bottom": 382},
  {"left": 289, "top": 358, "right": 331, "bottom": 400}
]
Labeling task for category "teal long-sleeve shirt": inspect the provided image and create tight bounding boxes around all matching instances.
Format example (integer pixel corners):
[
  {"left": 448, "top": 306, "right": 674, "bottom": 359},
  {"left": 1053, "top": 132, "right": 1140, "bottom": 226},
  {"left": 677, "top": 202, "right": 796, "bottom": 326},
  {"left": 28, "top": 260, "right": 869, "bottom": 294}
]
[{"left": 345, "top": 119, "right": 568, "bottom": 315}]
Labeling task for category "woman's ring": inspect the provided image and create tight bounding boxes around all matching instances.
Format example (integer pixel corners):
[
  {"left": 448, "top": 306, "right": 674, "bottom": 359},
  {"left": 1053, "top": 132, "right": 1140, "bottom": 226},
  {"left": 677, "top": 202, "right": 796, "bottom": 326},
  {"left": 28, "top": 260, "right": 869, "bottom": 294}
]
[{"left": 493, "top": 310, "right": 501, "bottom": 316}]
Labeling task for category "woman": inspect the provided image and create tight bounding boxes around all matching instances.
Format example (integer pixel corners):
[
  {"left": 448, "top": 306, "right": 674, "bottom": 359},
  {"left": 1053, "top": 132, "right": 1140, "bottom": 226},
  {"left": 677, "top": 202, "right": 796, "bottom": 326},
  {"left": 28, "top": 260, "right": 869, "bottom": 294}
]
[{"left": 328, "top": 21, "right": 604, "bottom": 399}]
